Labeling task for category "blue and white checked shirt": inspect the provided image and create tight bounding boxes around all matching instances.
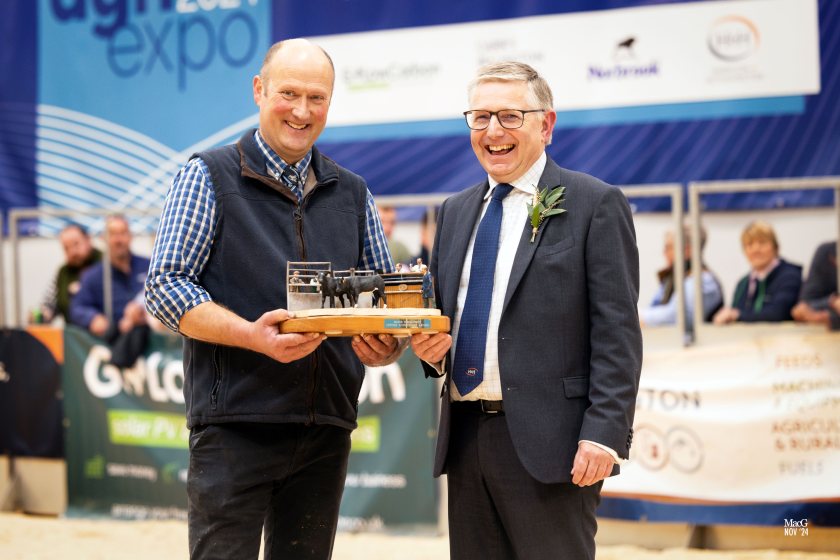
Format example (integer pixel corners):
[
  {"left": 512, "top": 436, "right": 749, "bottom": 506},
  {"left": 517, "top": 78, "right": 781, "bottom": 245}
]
[{"left": 146, "top": 130, "right": 394, "bottom": 333}]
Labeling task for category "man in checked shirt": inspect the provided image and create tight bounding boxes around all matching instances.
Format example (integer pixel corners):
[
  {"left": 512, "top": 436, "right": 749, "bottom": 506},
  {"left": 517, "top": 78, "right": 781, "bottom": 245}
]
[{"left": 145, "top": 39, "right": 402, "bottom": 560}]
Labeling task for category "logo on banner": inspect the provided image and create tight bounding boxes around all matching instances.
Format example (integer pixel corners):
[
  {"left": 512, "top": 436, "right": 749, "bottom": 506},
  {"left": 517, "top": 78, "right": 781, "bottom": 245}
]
[
  {"left": 614, "top": 36, "right": 637, "bottom": 61},
  {"left": 342, "top": 62, "right": 440, "bottom": 92},
  {"left": 588, "top": 36, "right": 659, "bottom": 81},
  {"left": 83, "top": 345, "right": 185, "bottom": 404},
  {"left": 476, "top": 38, "right": 544, "bottom": 68},
  {"left": 48, "top": 0, "right": 262, "bottom": 90},
  {"left": 705, "top": 15, "right": 763, "bottom": 84},
  {"left": 632, "top": 424, "right": 704, "bottom": 473},
  {"left": 707, "top": 15, "right": 760, "bottom": 62}
]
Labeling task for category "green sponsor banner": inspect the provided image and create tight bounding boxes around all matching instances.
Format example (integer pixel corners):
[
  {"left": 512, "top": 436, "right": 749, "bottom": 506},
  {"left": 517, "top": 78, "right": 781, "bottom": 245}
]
[
  {"left": 107, "top": 410, "right": 189, "bottom": 449},
  {"left": 340, "top": 351, "right": 439, "bottom": 529},
  {"left": 64, "top": 325, "right": 439, "bottom": 527},
  {"left": 63, "top": 326, "right": 189, "bottom": 519},
  {"left": 351, "top": 416, "right": 382, "bottom": 453}
]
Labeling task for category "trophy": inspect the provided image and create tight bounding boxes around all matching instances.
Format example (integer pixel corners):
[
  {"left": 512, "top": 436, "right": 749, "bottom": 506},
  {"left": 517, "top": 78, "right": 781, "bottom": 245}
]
[{"left": 280, "top": 261, "right": 449, "bottom": 337}]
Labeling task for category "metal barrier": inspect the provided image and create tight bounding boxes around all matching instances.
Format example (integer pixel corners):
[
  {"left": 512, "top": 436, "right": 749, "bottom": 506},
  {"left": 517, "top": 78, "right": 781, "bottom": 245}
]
[
  {"left": 378, "top": 185, "right": 688, "bottom": 343},
  {"left": 7, "top": 207, "right": 161, "bottom": 328},
  {"left": 688, "top": 176, "right": 840, "bottom": 341},
  {"left": 622, "top": 184, "right": 686, "bottom": 342},
  {"left": 6, "top": 176, "right": 838, "bottom": 336}
]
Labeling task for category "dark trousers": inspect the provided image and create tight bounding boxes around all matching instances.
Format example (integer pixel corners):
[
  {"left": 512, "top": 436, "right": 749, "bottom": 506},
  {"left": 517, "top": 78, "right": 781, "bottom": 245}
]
[
  {"left": 447, "top": 404, "right": 602, "bottom": 560},
  {"left": 187, "top": 422, "right": 351, "bottom": 560}
]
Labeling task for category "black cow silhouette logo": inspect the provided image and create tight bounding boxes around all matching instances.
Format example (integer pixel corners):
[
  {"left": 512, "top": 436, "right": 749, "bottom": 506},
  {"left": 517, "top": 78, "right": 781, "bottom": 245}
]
[{"left": 615, "top": 36, "right": 636, "bottom": 61}]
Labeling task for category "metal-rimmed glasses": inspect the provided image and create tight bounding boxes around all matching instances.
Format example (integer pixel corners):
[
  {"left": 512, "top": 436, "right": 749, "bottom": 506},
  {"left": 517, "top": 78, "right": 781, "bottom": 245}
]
[{"left": 463, "top": 109, "right": 546, "bottom": 130}]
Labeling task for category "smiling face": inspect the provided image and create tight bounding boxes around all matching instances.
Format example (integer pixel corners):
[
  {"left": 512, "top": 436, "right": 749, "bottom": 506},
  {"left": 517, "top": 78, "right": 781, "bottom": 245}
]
[
  {"left": 743, "top": 236, "right": 777, "bottom": 271},
  {"left": 468, "top": 80, "right": 556, "bottom": 184},
  {"left": 253, "top": 40, "right": 334, "bottom": 164}
]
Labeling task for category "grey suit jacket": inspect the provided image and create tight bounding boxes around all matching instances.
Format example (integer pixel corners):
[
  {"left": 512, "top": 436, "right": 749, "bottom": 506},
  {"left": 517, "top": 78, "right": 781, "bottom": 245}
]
[{"left": 423, "top": 156, "right": 643, "bottom": 484}]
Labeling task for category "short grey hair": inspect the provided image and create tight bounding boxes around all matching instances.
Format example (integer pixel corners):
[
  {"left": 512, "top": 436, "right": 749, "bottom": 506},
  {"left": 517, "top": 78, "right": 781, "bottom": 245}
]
[{"left": 467, "top": 61, "right": 554, "bottom": 110}]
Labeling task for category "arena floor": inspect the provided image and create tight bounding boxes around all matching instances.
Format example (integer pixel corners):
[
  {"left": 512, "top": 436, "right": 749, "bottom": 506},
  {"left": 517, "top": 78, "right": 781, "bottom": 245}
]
[{"left": 1, "top": 513, "right": 839, "bottom": 560}]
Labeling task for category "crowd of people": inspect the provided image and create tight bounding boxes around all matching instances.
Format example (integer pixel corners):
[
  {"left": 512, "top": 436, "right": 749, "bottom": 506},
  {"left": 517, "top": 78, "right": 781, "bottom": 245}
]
[
  {"left": 31, "top": 215, "right": 166, "bottom": 366},
  {"left": 639, "top": 219, "right": 838, "bottom": 331},
  {"left": 32, "top": 206, "right": 840, "bottom": 363}
]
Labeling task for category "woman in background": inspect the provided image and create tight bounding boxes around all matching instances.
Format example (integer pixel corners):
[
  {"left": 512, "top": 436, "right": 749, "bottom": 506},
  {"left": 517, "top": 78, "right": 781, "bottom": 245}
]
[{"left": 713, "top": 221, "right": 802, "bottom": 324}]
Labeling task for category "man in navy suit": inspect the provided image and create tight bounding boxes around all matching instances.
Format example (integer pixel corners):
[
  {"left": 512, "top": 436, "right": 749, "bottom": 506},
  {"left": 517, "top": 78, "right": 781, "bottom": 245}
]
[{"left": 411, "top": 61, "right": 642, "bottom": 560}]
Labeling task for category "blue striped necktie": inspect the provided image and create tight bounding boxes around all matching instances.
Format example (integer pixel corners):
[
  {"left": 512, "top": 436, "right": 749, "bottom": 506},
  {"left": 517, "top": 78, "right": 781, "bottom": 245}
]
[
  {"left": 280, "top": 165, "right": 303, "bottom": 203},
  {"left": 452, "top": 183, "right": 514, "bottom": 396}
]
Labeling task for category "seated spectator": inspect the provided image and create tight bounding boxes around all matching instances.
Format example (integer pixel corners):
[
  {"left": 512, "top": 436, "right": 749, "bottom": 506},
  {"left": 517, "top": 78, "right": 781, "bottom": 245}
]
[
  {"left": 791, "top": 241, "right": 838, "bottom": 329},
  {"left": 70, "top": 215, "right": 151, "bottom": 340},
  {"left": 713, "top": 221, "right": 802, "bottom": 324},
  {"left": 640, "top": 224, "right": 723, "bottom": 327},
  {"left": 377, "top": 205, "right": 412, "bottom": 268},
  {"left": 31, "top": 223, "right": 102, "bottom": 324}
]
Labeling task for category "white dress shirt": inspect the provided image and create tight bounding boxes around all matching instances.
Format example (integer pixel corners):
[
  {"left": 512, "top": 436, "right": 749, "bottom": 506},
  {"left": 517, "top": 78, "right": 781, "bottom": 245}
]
[{"left": 450, "top": 153, "right": 544, "bottom": 402}]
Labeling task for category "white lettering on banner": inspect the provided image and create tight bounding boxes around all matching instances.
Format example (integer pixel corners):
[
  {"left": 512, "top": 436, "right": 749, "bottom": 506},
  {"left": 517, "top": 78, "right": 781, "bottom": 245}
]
[
  {"left": 106, "top": 462, "right": 158, "bottom": 482},
  {"left": 84, "top": 345, "right": 123, "bottom": 399},
  {"left": 359, "top": 363, "right": 406, "bottom": 404},
  {"left": 111, "top": 415, "right": 151, "bottom": 439},
  {"left": 603, "top": 328, "right": 840, "bottom": 503},
  {"left": 176, "top": 0, "right": 257, "bottom": 13},
  {"left": 345, "top": 472, "right": 408, "bottom": 489},
  {"left": 337, "top": 515, "right": 385, "bottom": 532},
  {"left": 145, "top": 352, "right": 168, "bottom": 402},
  {"left": 83, "top": 346, "right": 185, "bottom": 404},
  {"left": 311, "top": 0, "right": 819, "bottom": 127},
  {"left": 111, "top": 503, "right": 188, "bottom": 521}
]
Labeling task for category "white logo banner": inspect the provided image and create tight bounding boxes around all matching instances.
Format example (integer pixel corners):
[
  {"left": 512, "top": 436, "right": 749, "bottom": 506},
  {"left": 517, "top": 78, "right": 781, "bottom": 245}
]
[
  {"left": 312, "top": 0, "right": 820, "bottom": 127},
  {"left": 604, "top": 328, "right": 840, "bottom": 503}
]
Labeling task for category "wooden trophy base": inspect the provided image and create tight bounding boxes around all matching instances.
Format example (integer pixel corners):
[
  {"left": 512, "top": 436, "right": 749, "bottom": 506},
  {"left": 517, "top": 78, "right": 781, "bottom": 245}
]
[{"left": 279, "top": 308, "right": 450, "bottom": 337}]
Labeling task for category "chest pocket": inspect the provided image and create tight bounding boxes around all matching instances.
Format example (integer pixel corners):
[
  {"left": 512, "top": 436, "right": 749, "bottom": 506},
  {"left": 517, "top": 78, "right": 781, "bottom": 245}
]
[{"left": 535, "top": 235, "right": 575, "bottom": 258}]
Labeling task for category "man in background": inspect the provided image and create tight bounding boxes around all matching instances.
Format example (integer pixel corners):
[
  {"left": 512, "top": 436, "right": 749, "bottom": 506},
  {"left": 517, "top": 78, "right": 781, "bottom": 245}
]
[
  {"left": 792, "top": 240, "right": 838, "bottom": 329},
  {"left": 70, "top": 215, "right": 149, "bottom": 340},
  {"left": 32, "top": 223, "right": 101, "bottom": 324}
]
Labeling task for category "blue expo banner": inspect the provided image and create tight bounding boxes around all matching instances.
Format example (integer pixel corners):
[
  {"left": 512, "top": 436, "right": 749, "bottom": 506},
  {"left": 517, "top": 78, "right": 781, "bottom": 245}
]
[{"left": 33, "top": 0, "right": 269, "bottom": 232}]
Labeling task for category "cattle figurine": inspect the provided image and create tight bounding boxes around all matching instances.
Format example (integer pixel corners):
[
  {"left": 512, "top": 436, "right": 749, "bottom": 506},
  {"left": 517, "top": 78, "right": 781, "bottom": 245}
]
[
  {"left": 345, "top": 274, "right": 386, "bottom": 309},
  {"left": 317, "top": 271, "right": 351, "bottom": 308}
]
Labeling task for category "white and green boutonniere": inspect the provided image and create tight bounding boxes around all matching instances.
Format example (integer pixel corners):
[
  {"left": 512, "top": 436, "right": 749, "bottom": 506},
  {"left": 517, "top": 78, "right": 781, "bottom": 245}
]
[{"left": 526, "top": 185, "right": 566, "bottom": 243}]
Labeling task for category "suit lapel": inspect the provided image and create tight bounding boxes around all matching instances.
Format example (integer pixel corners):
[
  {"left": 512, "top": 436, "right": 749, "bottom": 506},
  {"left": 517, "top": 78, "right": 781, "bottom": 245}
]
[
  {"left": 441, "top": 182, "right": 488, "bottom": 319},
  {"left": 502, "top": 159, "right": 565, "bottom": 313}
]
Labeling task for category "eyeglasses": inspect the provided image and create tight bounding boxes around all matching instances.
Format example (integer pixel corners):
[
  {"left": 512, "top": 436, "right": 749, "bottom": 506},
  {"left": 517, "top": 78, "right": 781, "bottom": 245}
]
[{"left": 463, "top": 109, "right": 546, "bottom": 130}]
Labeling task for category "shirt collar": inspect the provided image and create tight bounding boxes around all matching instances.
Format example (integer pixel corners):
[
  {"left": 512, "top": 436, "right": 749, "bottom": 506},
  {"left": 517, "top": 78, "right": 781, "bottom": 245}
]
[
  {"left": 484, "top": 152, "right": 547, "bottom": 200},
  {"left": 751, "top": 257, "right": 780, "bottom": 281},
  {"left": 254, "top": 130, "right": 312, "bottom": 185}
]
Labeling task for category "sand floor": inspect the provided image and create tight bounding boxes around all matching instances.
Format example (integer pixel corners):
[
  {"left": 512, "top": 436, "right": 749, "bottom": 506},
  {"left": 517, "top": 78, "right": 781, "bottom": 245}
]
[{"left": 1, "top": 513, "right": 839, "bottom": 559}]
